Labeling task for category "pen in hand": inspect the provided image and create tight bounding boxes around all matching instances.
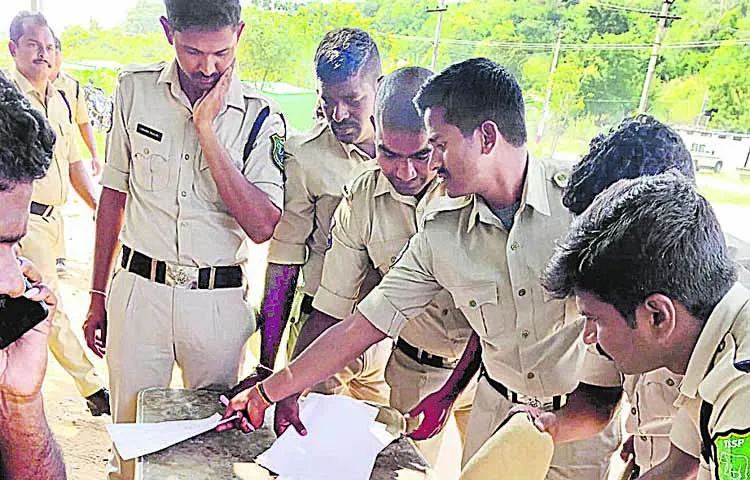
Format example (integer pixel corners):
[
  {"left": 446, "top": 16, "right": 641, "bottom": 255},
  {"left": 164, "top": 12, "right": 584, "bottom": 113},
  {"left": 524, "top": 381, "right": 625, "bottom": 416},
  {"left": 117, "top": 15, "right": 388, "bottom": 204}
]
[{"left": 219, "top": 394, "right": 254, "bottom": 432}]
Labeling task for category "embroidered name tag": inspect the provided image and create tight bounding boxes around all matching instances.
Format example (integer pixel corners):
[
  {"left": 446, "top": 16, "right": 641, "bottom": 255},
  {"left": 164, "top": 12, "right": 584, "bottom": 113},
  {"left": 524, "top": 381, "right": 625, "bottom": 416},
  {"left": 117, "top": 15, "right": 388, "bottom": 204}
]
[{"left": 136, "top": 123, "right": 163, "bottom": 142}]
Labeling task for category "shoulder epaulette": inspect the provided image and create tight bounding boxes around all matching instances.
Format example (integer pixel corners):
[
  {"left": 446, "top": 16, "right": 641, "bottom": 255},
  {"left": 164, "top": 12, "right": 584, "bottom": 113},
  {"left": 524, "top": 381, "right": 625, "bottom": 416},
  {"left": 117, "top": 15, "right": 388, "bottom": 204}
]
[{"left": 118, "top": 62, "right": 166, "bottom": 79}]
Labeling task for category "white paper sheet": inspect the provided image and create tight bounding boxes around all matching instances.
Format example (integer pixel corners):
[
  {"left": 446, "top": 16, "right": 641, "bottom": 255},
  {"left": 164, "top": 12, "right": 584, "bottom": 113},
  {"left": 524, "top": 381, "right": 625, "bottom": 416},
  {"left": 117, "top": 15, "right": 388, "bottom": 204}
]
[
  {"left": 256, "top": 394, "right": 398, "bottom": 480},
  {"left": 106, "top": 412, "right": 236, "bottom": 460}
]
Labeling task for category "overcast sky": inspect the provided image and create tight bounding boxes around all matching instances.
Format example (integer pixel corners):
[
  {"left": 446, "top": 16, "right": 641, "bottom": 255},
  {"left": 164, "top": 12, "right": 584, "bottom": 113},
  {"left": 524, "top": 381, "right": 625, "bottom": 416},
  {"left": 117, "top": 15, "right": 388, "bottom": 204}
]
[{"left": 1, "top": 0, "right": 138, "bottom": 34}]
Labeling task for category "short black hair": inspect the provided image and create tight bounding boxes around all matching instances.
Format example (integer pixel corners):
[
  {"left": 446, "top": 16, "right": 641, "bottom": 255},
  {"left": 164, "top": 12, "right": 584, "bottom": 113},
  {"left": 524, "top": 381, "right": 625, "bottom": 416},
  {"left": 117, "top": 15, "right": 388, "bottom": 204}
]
[
  {"left": 314, "top": 28, "right": 382, "bottom": 85},
  {"left": 375, "top": 67, "right": 432, "bottom": 134},
  {"left": 0, "top": 72, "right": 54, "bottom": 191},
  {"left": 414, "top": 58, "right": 527, "bottom": 147},
  {"left": 542, "top": 172, "right": 737, "bottom": 327},
  {"left": 563, "top": 115, "right": 695, "bottom": 215},
  {"left": 164, "top": 0, "right": 241, "bottom": 32},
  {"left": 9, "top": 11, "right": 51, "bottom": 43}
]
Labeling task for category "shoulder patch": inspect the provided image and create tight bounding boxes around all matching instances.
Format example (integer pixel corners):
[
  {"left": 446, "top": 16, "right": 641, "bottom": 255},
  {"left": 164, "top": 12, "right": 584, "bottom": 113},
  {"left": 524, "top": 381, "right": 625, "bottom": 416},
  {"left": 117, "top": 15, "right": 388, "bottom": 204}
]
[
  {"left": 553, "top": 171, "right": 569, "bottom": 189},
  {"left": 713, "top": 428, "right": 750, "bottom": 480},
  {"left": 270, "top": 133, "right": 286, "bottom": 173}
]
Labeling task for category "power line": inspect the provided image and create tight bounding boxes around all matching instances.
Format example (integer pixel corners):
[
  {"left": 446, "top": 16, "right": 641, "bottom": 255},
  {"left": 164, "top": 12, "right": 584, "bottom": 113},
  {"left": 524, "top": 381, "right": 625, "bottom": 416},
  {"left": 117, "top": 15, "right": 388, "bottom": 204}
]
[
  {"left": 590, "top": 1, "right": 663, "bottom": 15},
  {"left": 388, "top": 34, "right": 750, "bottom": 51}
]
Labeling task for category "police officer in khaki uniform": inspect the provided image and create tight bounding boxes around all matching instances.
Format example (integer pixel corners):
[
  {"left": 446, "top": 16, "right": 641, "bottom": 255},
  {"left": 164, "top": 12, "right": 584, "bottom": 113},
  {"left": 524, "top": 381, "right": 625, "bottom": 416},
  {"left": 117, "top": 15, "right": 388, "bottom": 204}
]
[
  {"left": 223, "top": 59, "right": 622, "bottom": 480},
  {"left": 7, "top": 11, "right": 109, "bottom": 416},
  {"left": 560, "top": 114, "right": 750, "bottom": 478},
  {"left": 82, "top": 2, "right": 285, "bottom": 479},
  {"left": 272, "top": 68, "right": 475, "bottom": 465},
  {"left": 539, "top": 172, "right": 750, "bottom": 480},
  {"left": 50, "top": 36, "right": 101, "bottom": 177},
  {"left": 255, "top": 28, "right": 390, "bottom": 405}
]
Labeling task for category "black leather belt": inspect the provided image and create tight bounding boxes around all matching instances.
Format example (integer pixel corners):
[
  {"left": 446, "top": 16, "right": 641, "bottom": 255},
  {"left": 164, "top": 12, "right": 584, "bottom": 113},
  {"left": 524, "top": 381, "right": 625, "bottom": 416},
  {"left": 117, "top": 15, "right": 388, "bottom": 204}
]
[
  {"left": 121, "top": 245, "right": 243, "bottom": 290},
  {"left": 30, "top": 201, "right": 54, "bottom": 218},
  {"left": 396, "top": 337, "right": 459, "bottom": 369},
  {"left": 480, "top": 366, "right": 567, "bottom": 410}
]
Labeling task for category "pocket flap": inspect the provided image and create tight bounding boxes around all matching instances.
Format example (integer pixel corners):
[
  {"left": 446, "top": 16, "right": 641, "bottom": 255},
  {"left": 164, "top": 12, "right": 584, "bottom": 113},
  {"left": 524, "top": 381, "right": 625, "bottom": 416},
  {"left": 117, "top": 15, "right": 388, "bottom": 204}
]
[{"left": 450, "top": 283, "right": 498, "bottom": 309}]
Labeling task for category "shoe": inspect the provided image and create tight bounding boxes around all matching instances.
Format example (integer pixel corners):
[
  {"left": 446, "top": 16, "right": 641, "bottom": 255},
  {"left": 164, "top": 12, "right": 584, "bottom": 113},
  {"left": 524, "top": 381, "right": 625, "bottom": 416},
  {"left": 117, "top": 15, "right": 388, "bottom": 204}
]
[
  {"left": 86, "top": 388, "right": 111, "bottom": 416},
  {"left": 56, "top": 258, "right": 69, "bottom": 278}
]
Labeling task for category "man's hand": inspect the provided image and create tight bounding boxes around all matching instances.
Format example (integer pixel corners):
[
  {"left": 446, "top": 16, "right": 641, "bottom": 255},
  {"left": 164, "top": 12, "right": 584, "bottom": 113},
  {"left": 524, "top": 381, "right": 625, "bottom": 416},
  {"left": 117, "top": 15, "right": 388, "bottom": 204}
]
[
  {"left": 0, "top": 259, "right": 55, "bottom": 399},
  {"left": 91, "top": 157, "right": 102, "bottom": 177},
  {"left": 83, "top": 296, "right": 107, "bottom": 358},
  {"left": 274, "top": 394, "right": 307, "bottom": 437},
  {"left": 218, "top": 382, "right": 270, "bottom": 434},
  {"left": 507, "top": 404, "right": 562, "bottom": 443},
  {"left": 225, "top": 365, "right": 274, "bottom": 399},
  {"left": 193, "top": 63, "right": 234, "bottom": 134},
  {"left": 406, "top": 389, "right": 457, "bottom": 441}
]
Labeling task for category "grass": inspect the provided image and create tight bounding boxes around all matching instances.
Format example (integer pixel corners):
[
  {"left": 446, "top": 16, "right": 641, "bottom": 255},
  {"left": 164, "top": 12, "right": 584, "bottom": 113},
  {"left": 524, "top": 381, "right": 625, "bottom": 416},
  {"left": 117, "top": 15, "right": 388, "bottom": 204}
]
[{"left": 697, "top": 171, "right": 750, "bottom": 206}]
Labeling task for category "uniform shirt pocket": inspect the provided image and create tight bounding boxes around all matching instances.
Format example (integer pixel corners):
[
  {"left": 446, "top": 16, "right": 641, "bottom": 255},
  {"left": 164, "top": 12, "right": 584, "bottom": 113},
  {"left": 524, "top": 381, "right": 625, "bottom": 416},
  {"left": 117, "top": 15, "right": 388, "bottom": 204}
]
[
  {"left": 369, "top": 238, "right": 411, "bottom": 274},
  {"left": 130, "top": 134, "right": 171, "bottom": 192},
  {"left": 450, "top": 283, "right": 499, "bottom": 337},
  {"left": 195, "top": 147, "right": 244, "bottom": 208}
]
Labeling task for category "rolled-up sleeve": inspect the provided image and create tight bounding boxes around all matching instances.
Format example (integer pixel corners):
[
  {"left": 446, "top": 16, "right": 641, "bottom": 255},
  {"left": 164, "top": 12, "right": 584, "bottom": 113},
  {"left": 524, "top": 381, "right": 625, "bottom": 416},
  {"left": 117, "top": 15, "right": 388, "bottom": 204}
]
[
  {"left": 267, "top": 143, "right": 312, "bottom": 265},
  {"left": 313, "top": 192, "right": 370, "bottom": 319},
  {"left": 243, "top": 110, "right": 285, "bottom": 210},
  {"left": 101, "top": 82, "right": 131, "bottom": 193},
  {"left": 357, "top": 230, "right": 442, "bottom": 337}
]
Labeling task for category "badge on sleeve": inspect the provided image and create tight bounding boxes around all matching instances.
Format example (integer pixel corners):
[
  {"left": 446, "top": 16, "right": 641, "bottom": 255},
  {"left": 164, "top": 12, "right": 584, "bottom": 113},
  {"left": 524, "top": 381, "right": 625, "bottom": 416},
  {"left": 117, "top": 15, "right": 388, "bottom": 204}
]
[
  {"left": 270, "top": 134, "right": 285, "bottom": 173},
  {"left": 713, "top": 428, "right": 750, "bottom": 480}
]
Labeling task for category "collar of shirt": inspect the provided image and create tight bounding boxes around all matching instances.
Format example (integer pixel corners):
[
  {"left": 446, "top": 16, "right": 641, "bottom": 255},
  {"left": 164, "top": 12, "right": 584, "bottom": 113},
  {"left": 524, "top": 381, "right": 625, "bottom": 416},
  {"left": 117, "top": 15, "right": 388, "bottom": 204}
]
[
  {"left": 11, "top": 67, "right": 55, "bottom": 106},
  {"left": 372, "top": 170, "right": 444, "bottom": 209},
  {"left": 156, "top": 59, "right": 245, "bottom": 114},
  {"left": 679, "top": 282, "right": 750, "bottom": 399},
  {"left": 468, "top": 155, "right": 552, "bottom": 233}
]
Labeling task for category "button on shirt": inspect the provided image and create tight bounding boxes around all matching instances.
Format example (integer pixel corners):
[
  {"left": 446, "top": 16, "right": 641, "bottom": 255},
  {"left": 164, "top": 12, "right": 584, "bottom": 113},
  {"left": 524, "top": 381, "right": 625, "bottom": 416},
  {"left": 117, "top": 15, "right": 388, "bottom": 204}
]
[
  {"left": 101, "top": 60, "right": 285, "bottom": 267},
  {"left": 312, "top": 165, "right": 473, "bottom": 359},
  {"left": 53, "top": 71, "right": 90, "bottom": 125},
  {"left": 669, "top": 283, "right": 750, "bottom": 480},
  {"left": 11, "top": 68, "right": 81, "bottom": 206},
  {"left": 357, "top": 156, "right": 620, "bottom": 398},
  {"left": 267, "top": 120, "right": 371, "bottom": 296}
]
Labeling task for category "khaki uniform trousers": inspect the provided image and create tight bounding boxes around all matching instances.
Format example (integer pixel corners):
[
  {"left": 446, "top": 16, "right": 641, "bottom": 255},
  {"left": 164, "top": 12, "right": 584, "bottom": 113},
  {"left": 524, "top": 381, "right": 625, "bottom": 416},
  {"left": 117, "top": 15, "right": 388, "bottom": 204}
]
[
  {"left": 385, "top": 348, "right": 476, "bottom": 466},
  {"left": 106, "top": 269, "right": 255, "bottom": 480},
  {"left": 18, "top": 212, "right": 103, "bottom": 397},
  {"left": 463, "top": 376, "right": 621, "bottom": 479}
]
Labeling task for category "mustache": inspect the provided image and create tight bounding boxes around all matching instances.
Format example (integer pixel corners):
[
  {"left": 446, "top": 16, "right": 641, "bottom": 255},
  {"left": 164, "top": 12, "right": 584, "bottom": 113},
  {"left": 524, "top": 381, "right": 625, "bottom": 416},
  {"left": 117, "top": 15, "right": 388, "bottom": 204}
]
[
  {"left": 331, "top": 120, "right": 358, "bottom": 130},
  {"left": 34, "top": 58, "right": 51, "bottom": 67},
  {"left": 437, "top": 168, "right": 449, "bottom": 176}
]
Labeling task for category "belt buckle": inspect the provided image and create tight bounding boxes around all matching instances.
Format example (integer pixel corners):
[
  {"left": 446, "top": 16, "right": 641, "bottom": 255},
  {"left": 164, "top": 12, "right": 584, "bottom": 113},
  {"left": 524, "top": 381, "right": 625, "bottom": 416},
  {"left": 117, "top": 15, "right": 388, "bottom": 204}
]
[
  {"left": 165, "top": 263, "right": 199, "bottom": 289},
  {"left": 516, "top": 392, "right": 544, "bottom": 409}
]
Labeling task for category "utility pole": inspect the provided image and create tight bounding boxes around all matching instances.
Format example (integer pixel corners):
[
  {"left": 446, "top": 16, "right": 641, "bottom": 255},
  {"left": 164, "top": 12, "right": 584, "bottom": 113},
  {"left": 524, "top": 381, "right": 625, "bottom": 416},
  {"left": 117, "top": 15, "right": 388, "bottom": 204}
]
[
  {"left": 30, "top": 0, "right": 42, "bottom": 11},
  {"left": 638, "top": 0, "right": 679, "bottom": 113},
  {"left": 535, "top": 31, "right": 564, "bottom": 143},
  {"left": 427, "top": 0, "right": 448, "bottom": 71}
]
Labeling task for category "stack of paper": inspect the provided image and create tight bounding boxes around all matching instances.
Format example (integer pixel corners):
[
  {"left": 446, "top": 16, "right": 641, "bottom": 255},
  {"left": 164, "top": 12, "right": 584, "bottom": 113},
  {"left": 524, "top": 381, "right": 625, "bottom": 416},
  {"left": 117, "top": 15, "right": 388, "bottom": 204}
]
[{"left": 257, "top": 393, "right": 398, "bottom": 480}]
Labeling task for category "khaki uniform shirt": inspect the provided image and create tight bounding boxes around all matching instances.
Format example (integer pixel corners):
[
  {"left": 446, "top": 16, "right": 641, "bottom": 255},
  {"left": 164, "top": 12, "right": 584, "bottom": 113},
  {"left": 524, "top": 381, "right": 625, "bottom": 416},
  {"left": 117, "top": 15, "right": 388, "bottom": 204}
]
[
  {"left": 624, "top": 369, "right": 689, "bottom": 471},
  {"left": 313, "top": 164, "right": 472, "bottom": 359},
  {"left": 53, "top": 70, "right": 90, "bottom": 125},
  {"left": 267, "top": 121, "right": 371, "bottom": 296},
  {"left": 10, "top": 68, "right": 81, "bottom": 206},
  {"left": 102, "top": 60, "right": 285, "bottom": 267},
  {"left": 669, "top": 283, "right": 750, "bottom": 480},
  {"left": 357, "top": 156, "right": 621, "bottom": 397}
]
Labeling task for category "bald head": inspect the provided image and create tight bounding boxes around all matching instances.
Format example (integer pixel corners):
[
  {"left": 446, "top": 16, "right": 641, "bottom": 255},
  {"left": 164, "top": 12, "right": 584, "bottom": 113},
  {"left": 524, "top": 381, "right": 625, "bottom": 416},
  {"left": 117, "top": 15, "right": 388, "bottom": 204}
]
[{"left": 375, "top": 67, "right": 432, "bottom": 134}]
